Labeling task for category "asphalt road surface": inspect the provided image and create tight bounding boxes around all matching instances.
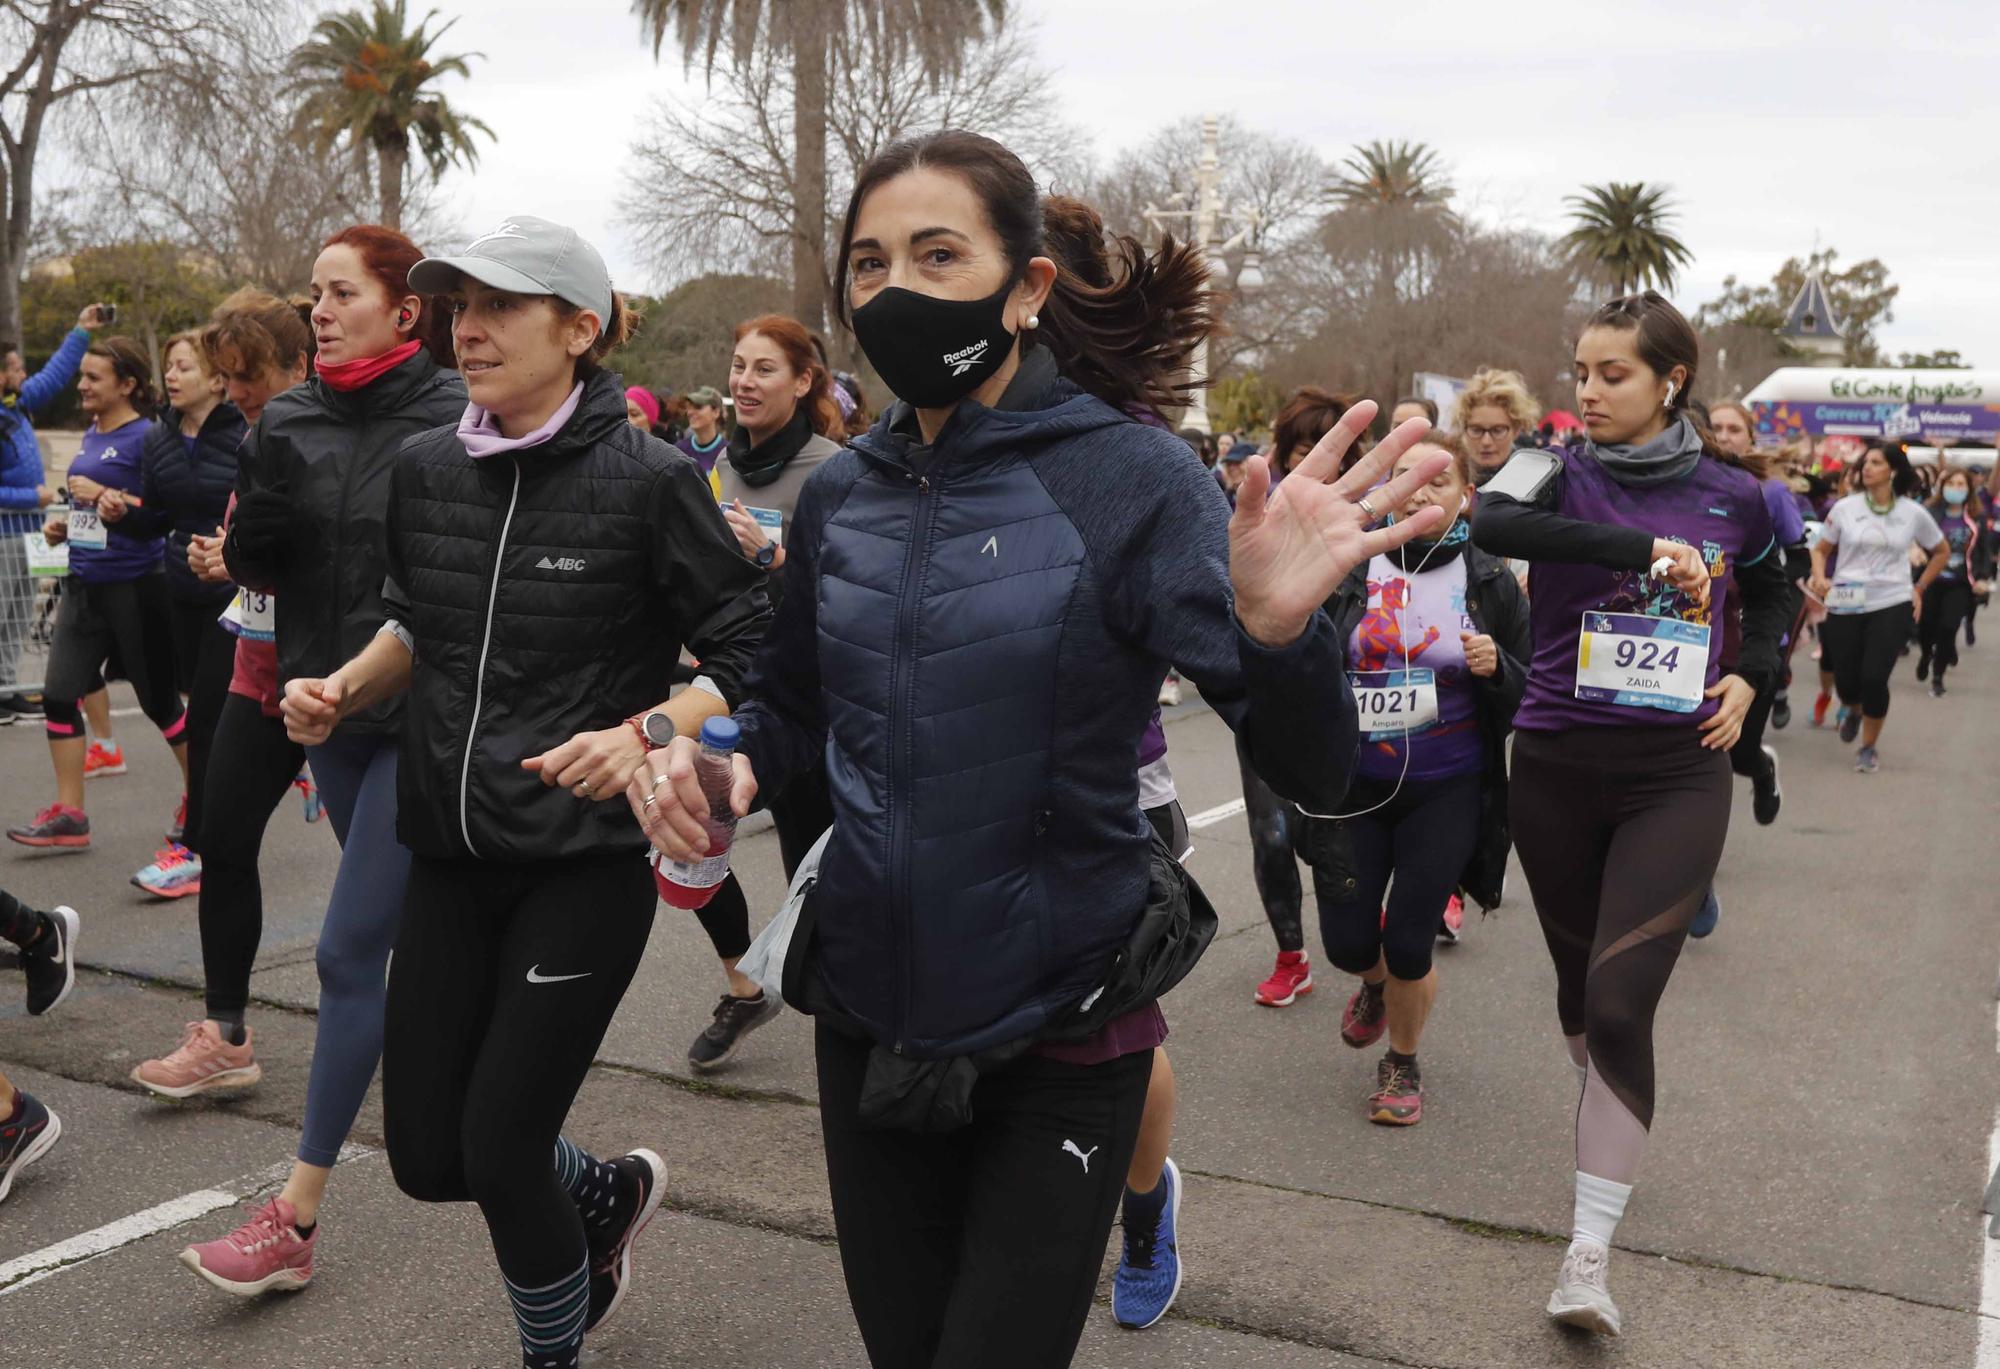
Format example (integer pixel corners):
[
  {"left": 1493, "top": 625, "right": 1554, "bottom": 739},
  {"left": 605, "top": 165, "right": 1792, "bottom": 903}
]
[{"left": 0, "top": 635, "right": 1993, "bottom": 1366}]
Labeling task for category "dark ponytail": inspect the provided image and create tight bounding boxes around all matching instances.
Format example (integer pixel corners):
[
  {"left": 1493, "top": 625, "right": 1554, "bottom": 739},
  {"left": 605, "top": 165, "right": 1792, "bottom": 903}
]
[
  {"left": 1585, "top": 291, "right": 1771, "bottom": 480},
  {"left": 836, "top": 129, "right": 1217, "bottom": 418}
]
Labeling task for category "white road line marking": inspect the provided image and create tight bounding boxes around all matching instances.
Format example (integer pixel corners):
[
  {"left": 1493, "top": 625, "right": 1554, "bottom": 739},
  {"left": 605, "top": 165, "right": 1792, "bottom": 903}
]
[
  {"left": 0, "top": 1144, "right": 373, "bottom": 1296},
  {"left": 1981, "top": 967, "right": 2000, "bottom": 1368},
  {"left": 1187, "top": 798, "right": 1246, "bottom": 830}
]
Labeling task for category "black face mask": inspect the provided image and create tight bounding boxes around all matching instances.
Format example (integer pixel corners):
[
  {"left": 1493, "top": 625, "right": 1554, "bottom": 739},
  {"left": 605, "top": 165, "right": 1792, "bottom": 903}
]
[{"left": 849, "top": 282, "right": 1015, "bottom": 408}]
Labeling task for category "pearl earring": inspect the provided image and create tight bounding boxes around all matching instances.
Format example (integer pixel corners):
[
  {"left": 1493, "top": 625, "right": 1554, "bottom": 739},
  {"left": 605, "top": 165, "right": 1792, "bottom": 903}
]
[{"left": 1023, "top": 314, "right": 1039, "bottom": 330}]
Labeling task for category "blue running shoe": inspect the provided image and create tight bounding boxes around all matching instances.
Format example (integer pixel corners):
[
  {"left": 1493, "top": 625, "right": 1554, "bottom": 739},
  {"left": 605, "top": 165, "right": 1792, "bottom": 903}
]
[
  {"left": 295, "top": 768, "right": 324, "bottom": 824},
  {"left": 1113, "top": 1156, "right": 1183, "bottom": 1330},
  {"left": 1689, "top": 887, "right": 1720, "bottom": 939},
  {"left": 132, "top": 844, "right": 202, "bottom": 900}
]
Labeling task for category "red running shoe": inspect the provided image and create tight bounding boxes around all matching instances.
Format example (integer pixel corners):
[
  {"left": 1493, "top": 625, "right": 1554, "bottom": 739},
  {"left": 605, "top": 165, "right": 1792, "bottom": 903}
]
[
  {"left": 1438, "top": 893, "right": 1465, "bottom": 944},
  {"left": 1341, "top": 982, "right": 1387, "bottom": 1048},
  {"left": 6, "top": 803, "right": 89, "bottom": 849},
  {"left": 1811, "top": 692, "right": 1831, "bottom": 727},
  {"left": 1368, "top": 1054, "right": 1423, "bottom": 1126},
  {"left": 1254, "top": 950, "right": 1313, "bottom": 1007}
]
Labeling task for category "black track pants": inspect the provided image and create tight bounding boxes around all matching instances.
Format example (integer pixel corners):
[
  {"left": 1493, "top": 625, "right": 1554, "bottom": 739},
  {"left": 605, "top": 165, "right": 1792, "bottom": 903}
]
[
  {"left": 384, "top": 852, "right": 655, "bottom": 1289},
  {"left": 197, "top": 692, "right": 304, "bottom": 1021},
  {"left": 1820, "top": 602, "right": 1913, "bottom": 720},
  {"left": 816, "top": 1023, "right": 1152, "bottom": 1368},
  {"left": 167, "top": 596, "right": 236, "bottom": 853},
  {"left": 1510, "top": 727, "right": 1730, "bottom": 1176}
]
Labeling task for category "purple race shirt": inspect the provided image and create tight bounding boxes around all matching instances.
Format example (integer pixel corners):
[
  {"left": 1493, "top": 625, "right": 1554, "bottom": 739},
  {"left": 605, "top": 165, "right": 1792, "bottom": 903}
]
[
  {"left": 1516, "top": 450, "right": 1774, "bottom": 732},
  {"left": 1347, "top": 553, "right": 1482, "bottom": 781},
  {"left": 67, "top": 415, "right": 161, "bottom": 584}
]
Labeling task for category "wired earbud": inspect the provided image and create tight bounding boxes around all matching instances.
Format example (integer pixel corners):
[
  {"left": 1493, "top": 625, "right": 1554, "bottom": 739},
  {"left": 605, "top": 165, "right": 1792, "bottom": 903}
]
[{"left": 1296, "top": 491, "right": 1467, "bottom": 822}]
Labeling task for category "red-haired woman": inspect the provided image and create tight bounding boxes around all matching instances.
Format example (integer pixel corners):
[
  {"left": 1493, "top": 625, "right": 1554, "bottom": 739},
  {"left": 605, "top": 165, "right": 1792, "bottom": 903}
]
[
  {"left": 172, "top": 225, "right": 465, "bottom": 1300},
  {"left": 679, "top": 314, "right": 841, "bottom": 1074}
]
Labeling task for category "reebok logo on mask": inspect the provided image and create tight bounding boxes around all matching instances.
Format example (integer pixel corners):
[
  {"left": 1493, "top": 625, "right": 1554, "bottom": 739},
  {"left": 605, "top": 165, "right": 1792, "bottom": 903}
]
[
  {"left": 537, "top": 556, "right": 586, "bottom": 572},
  {"left": 944, "top": 340, "right": 991, "bottom": 376}
]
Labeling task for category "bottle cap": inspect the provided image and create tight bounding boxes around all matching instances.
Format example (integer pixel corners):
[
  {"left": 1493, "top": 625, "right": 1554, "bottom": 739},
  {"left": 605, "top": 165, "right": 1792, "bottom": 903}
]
[{"left": 699, "top": 716, "right": 741, "bottom": 751}]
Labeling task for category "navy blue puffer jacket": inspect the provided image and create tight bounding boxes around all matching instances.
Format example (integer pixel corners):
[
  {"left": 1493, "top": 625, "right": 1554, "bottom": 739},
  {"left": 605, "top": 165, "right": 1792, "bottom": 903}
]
[
  {"left": 735, "top": 352, "right": 1358, "bottom": 1059},
  {"left": 129, "top": 402, "right": 248, "bottom": 604}
]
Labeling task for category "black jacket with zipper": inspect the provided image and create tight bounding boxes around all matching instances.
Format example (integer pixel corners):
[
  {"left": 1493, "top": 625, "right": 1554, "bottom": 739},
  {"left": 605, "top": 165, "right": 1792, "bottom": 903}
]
[
  {"left": 381, "top": 369, "right": 772, "bottom": 863},
  {"left": 1315, "top": 542, "right": 1532, "bottom": 911},
  {"left": 127, "top": 402, "right": 247, "bottom": 605},
  {"left": 224, "top": 350, "right": 466, "bottom": 736}
]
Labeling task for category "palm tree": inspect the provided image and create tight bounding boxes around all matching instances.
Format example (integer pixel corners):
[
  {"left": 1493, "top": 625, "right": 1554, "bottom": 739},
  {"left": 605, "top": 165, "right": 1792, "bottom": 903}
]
[
  {"left": 633, "top": 0, "right": 1005, "bottom": 331},
  {"left": 1325, "top": 139, "right": 1455, "bottom": 214},
  {"left": 288, "top": 0, "right": 494, "bottom": 231},
  {"left": 1558, "top": 182, "right": 1694, "bottom": 295}
]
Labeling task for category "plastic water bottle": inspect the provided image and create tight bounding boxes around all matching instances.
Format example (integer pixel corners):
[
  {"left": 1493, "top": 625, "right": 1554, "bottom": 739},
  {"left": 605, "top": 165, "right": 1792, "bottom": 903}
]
[{"left": 653, "top": 717, "right": 741, "bottom": 910}]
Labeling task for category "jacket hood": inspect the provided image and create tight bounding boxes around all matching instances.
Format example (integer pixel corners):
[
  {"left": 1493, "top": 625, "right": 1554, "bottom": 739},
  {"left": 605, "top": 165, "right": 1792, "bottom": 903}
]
[{"left": 850, "top": 349, "right": 1134, "bottom": 477}]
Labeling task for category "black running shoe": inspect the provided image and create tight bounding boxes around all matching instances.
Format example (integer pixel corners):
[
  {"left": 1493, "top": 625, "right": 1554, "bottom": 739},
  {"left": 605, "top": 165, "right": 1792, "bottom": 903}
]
[
  {"left": 585, "top": 1149, "right": 665, "bottom": 1333},
  {"left": 1751, "top": 747, "right": 1781, "bottom": 826},
  {"left": 0, "top": 1090, "right": 61, "bottom": 1203},
  {"left": 687, "top": 992, "right": 782, "bottom": 1074},
  {"left": 1932, "top": 676, "right": 1946, "bottom": 697},
  {"left": 21, "top": 905, "right": 79, "bottom": 1016},
  {"left": 0, "top": 692, "right": 43, "bottom": 723},
  {"left": 1770, "top": 692, "right": 1791, "bottom": 730},
  {"left": 1838, "top": 708, "right": 1862, "bottom": 744}
]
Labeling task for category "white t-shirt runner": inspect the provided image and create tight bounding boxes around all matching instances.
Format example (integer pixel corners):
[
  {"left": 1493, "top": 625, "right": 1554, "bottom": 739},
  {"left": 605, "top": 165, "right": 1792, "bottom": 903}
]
[{"left": 1818, "top": 494, "right": 1942, "bottom": 613}]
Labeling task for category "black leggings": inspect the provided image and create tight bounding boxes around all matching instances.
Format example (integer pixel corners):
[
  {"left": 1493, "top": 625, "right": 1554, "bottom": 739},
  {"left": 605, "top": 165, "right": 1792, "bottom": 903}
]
[
  {"left": 1236, "top": 734, "right": 1304, "bottom": 953},
  {"left": 816, "top": 1022, "right": 1152, "bottom": 1368},
  {"left": 167, "top": 595, "right": 236, "bottom": 852},
  {"left": 1819, "top": 602, "right": 1913, "bottom": 720},
  {"left": 1510, "top": 727, "right": 1730, "bottom": 1184},
  {"left": 384, "top": 852, "right": 655, "bottom": 1290},
  {"left": 1918, "top": 578, "right": 1974, "bottom": 678},
  {"left": 42, "top": 574, "right": 185, "bottom": 739},
  {"left": 197, "top": 692, "right": 305, "bottom": 1022},
  {"left": 1310, "top": 772, "right": 1481, "bottom": 983},
  {"left": 692, "top": 761, "right": 833, "bottom": 961}
]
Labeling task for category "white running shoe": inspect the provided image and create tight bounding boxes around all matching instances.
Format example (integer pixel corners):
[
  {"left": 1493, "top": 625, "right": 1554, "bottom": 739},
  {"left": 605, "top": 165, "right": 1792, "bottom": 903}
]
[{"left": 1547, "top": 1241, "right": 1620, "bottom": 1336}]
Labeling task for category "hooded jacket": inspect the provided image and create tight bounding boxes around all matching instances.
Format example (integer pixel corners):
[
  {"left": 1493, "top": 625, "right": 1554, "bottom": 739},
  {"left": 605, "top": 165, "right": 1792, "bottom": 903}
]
[
  {"left": 224, "top": 349, "right": 465, "bottom": 735},
  {"left": 128, "top": 402, "right": 248, "bottom": 604},
  {"left": 381, "top": 368, "right": 772, "bottom": 863},
  {"left": 733, "top": 348, "right": 1358, "bottom": 1059},
  {"left": 1319, "top": 540, "right": 1531, "bottom": 910}
]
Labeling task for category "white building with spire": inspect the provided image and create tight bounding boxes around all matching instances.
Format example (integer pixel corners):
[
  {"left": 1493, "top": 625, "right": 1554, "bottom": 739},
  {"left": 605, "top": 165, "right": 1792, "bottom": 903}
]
[{"left": 1777, "top": 270, "right": 1847, "bottom": 365}]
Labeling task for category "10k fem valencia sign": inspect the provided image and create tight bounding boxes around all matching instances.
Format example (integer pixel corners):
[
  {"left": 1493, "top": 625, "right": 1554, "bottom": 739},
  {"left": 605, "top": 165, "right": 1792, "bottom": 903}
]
[{"left": 1744, "top": 368, "right": 2000, "bottom": 444}]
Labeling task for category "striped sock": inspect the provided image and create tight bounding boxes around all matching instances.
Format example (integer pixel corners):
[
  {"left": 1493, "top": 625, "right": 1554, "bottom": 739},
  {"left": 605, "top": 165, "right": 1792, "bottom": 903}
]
[
  {"left": 552, "top": 1136, "right": 626, "bottom": 1234},
  {"left": 503, "top": 1261, "right": 588, "bottom": 1369}
]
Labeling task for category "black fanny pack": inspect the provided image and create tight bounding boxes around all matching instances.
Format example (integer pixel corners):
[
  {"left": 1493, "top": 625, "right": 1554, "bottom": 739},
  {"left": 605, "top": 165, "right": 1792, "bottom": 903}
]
[{"left": 788, "top": 831, "right": 1218, "bottom": 1133}]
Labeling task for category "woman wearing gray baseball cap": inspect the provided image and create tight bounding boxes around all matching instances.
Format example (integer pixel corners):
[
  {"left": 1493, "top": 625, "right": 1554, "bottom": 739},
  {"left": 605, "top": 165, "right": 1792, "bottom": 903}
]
[{"left": 279, "top": 216, "right": 773, "bottom": 1368}]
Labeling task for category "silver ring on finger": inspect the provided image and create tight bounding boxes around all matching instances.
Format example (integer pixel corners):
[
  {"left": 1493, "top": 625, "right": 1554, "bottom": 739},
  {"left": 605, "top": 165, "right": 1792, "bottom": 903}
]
[
  {"left": 643, "top": 794, "right": 658, "bottom": 810},
  {"left": 1356, "top": 495, "right": 1378, "bottom": 521},
  {"left": 651, "top": 773, "right": 673, "bottom": 790},
  {"left": 575, "top": 782, "right": 593, "bottom": 798}
]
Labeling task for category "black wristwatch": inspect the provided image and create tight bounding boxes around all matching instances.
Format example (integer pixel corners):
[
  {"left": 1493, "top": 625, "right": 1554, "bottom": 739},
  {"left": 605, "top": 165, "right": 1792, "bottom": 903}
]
[{"left": 753, "top": 540, "right": 778, "bottom": 569}]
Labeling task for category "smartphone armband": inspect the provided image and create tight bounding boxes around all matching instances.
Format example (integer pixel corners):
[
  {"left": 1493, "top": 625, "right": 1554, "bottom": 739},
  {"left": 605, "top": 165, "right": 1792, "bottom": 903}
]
[{"left": 1481, "top": 449, "right": 1561, "bottom": 504}]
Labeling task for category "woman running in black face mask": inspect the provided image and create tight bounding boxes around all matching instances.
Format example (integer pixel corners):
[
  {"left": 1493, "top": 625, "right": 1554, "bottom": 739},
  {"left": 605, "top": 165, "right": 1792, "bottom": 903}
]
[{"left": 634, "top": 129, "right": 1451, "bottom": 1369}]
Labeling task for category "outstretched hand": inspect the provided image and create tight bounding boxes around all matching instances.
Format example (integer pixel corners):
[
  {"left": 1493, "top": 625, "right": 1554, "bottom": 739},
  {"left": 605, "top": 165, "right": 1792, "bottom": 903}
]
[{"left": 1228, "top": 401, "right": 1450, "bottom": 647}]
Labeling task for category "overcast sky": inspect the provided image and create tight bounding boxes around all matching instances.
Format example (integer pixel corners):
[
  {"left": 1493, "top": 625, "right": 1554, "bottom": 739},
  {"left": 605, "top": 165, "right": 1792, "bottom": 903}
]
[{"left": 354, "top": 0, "right": 2000, "bottom": 365}]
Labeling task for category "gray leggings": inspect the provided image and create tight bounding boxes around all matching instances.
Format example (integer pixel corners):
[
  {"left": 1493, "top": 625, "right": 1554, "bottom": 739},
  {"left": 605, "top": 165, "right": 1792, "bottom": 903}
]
[{"left": 298, "top": 731, "right": 411, "bottom": 1168}]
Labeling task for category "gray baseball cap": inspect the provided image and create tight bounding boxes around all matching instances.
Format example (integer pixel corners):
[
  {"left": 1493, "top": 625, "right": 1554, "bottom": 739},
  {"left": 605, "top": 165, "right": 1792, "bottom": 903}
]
[{"left": 409, "top": 216, "right": 614, "bottom": 322}]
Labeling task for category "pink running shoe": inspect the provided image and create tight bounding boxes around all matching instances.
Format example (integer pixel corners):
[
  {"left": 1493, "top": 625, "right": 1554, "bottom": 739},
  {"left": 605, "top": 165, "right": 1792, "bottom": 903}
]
[
  {"left": 1438, "top": 893, "right": 1465, "bottom": 945},
  {"left": 180, "top": 1196, "right": 315, "bottom": 1296},
  {"left": 1254, "top": 950, "right": 1313, "bottom": 1007},
  {"left": 1341, "top": 982, "right": 1387, "bottom": 1048},
  {"left": 132, "top": 1021, "right": 261, "bottom": 1099}
]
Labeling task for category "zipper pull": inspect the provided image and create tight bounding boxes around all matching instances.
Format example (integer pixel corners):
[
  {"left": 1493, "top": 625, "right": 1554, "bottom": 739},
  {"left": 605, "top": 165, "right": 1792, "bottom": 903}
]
[{"left": 917, "top": 476, "right": 932, "bottom": 495}]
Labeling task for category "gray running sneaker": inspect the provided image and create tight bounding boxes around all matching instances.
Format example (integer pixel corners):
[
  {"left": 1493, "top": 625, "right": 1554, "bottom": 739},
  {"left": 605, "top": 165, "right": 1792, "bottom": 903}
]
[
  {"left": 1855, "top": 745, "right": 1879, "bottom": 774},
  {"left": 687, "top": 992, "right": 783, "bottom": 1073},
  {"left": 1547, "top": 1242, "right": 1620, "bottom": 1336}
]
